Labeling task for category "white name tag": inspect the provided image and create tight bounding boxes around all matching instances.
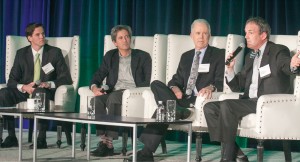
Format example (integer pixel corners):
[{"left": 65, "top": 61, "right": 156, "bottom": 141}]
[
  {"left": 259, "top": 64, "right": 271, "bottom": 78},
  {"left": 198, "top": 64, "right": 210, "bottom": 73},
  {"left": 42, "top": 63, "right": 55, "bottom": 75}
]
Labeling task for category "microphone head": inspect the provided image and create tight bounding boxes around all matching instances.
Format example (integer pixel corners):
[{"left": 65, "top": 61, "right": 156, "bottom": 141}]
[{"left": 239, "top": 43, "right": 245, "bottom": 48}]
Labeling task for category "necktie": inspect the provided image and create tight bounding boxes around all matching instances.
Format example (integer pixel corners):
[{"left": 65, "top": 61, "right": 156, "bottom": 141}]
[
  {"left": 185, "top": 51, "right": 201, "bottom": 97},
  {"left": 33, "top": 53, "right": 41, "bottom": 82},
  {"left": 250, "top": 50, "right": 260, "bottom": 59}
]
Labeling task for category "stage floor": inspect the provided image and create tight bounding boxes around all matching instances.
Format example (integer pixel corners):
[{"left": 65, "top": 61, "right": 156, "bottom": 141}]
[{"left": 0, "top": 129, "right": 299, "bottom": 162}]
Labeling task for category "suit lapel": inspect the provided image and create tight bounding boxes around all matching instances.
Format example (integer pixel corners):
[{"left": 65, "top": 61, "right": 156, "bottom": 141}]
[
  {"left": 112, "top": 50, "right": 119, "bottom": 82},
  {"left": 131, "top": 49, "right": 138, "bottom": 79},
  {"left": 258, "top": 43, "right": 271, "bottom": 87},
  {"left": 40, "top": 44, "right": 50, "bottom": 81},
  {"left": 26, "top": 47, "right": 34, "bottom": 81}
]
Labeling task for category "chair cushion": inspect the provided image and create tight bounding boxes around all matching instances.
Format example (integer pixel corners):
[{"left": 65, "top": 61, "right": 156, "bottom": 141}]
[{"left": 239, "top": 113, "right": 256, "bottom": 129}]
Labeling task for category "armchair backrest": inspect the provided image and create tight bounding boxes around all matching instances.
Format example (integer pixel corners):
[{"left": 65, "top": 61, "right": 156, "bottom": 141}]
[
  {"left": 166, "top": 34, "right": 245, "bottom": 92},
  {"left": 5, "top": 36, "right": 80, "bottom": 90}
]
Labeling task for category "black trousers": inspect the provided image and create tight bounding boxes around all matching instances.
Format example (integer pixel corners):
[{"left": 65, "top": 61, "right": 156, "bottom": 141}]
[
  {"left": 0, "top": 87, "right": 53, "bottom": 139},
  {"left": 139, "top": 80, "right": 196, "bottom": 152},
  {"left": 203, "top": 99, "right": 257, "bottom": 159},
  {"left": 94, "top": 89, "right": 124, "bottom": 140}
]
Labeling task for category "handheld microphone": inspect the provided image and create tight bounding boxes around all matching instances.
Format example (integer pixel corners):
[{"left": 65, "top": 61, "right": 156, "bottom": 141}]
[
  {"left": 32, "top": 80, "right": 41, "bottom": 88},
  {"left": 225, "top": 43, "right": 245, "bottom": 65},
  {"left": 100, "top": 85, "right": 109, "bottom": 93}
]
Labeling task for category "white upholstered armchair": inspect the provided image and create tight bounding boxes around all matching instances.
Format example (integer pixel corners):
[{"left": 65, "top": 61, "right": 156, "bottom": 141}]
[
  {"left": 78, "top": 34, "right": 168, "bottom": 152},
  {"left": 0, "top": 35, "right": 80, "bottom": 146},
  {"left": 219, "top": 33, "right": 300, "bottom": 162},
  {"left": 141, "top": 34, "right": 245, "bottom": 161}
]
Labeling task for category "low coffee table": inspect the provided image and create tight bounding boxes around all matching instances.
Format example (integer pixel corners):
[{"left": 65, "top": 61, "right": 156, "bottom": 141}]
[
  {"left": 33, "top": 113, "right": 192, "bottom": 162},
  {"left": 0, "top": 106, "right": 70, "bottom": 161}
]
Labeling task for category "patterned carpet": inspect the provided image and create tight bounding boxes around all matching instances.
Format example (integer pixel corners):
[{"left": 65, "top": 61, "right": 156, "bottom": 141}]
[{"left": 0, "top": 129, "right": 299, "bottom": 162}]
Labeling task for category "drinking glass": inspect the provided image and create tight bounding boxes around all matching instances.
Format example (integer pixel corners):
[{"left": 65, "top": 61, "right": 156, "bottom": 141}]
[
  {"left": 87, "top": 96, "right": 95, "bottom": 116},
  {"left": 166, "top": 100, "right": 176, "bottom": 121}
]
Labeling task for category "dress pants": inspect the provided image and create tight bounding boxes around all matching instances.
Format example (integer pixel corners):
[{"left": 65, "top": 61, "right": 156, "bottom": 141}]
[
  {"left": 203, "top": 98, "right": 257, "bottom": 159},
  {"left": 0, "top": 87, "right": 53, "bottom": 139},
  {"left": 94, "top": 89, "right": 124, "bottom": 140},
  {"left": 139, "top": 80, "right": 195, "bottom": 152}
]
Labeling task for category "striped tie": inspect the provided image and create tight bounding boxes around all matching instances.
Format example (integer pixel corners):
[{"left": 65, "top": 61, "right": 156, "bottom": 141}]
[{"left": 33, "top": 53, "right": 40, "bottom": 82}]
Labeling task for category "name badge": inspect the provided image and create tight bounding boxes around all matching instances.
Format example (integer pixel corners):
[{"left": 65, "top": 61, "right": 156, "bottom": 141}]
[
  {"left": 42, "top": 63, "right": 55, "bottom": 75},
  {"left": 198, "top": 64, "right": 210, "bottom": 73},
  {"left": 259, "top": 64, "right": 271, "bottom": 78}
]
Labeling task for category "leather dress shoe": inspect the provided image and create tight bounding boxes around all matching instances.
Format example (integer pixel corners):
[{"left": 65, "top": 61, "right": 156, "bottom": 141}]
[
  {"left": 29, "top": 139, "right": 48, "bottom": 149},
  {"left": 1, "top": 136, "right": 18, "bottom": 148},
  {"left": 90, "top": 142, "right": 114, "bottom": 157},
  {"left": 236, "top": 155, "right": 249, "bottom": 162},
  {"left": 125, "top": 150, "right": 154, "bottom": 162},
  {"left": 176, "top": 107, "right": 192, "bottom": 120}
]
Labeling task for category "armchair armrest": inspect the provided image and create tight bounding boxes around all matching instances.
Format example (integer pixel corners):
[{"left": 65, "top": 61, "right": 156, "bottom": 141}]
[
  {"left": 0, "top": 84, "right": 7, "bottom": 90},
  {"left": 142, "top": 89, "right": 157, "bottom": 118},
  {"left": 254, "top": 94, "right": 300, "bottom": 138},
  {"left": 78, "top": 86, "right": 94, "bottom": 113},
  {"left": 219, "top": 92, "right": 242, "bottom": 101},
  {"left": 54, "top": 85, "right": 75, "bottom": 112},
  {"left": 122, "top": 87, "right": 150, "bottom": 118}
]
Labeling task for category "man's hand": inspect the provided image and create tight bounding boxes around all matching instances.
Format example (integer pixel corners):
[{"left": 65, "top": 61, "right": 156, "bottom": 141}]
[
  {"left": 226, "top": 53, "right": 235, "bottom": 73},
  {"left": 91, "top": 86, "right": 106, "bottom": 96},
  {"left": 21, "top": 82, "right": 35, "bottom": 94},
  {"left": 39, "top": 82, "right": 51, "bottom": 89},
  {"left": 171, "top": 86, "right": 183, "bottom": 99},
  {"left": 198, "top": 85, "right": 214, "bottom": 99},
  {"left": 291, "top": 51, "right": 300, "bottom": 68}
]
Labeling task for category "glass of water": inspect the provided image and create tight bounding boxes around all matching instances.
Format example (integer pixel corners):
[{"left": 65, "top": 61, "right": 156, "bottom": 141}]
[
  {"left": 166, "top": 100, "right": 176, "bottom": 122},
  {"left": 35, "top": 92, "right": 46, "bottom": 111},
  {"left": 87, "top": 96, "right": 95, "bottom": 116}
]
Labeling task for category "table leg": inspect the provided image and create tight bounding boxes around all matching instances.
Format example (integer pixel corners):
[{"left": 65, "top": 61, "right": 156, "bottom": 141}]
[
  {"left": 33, "top": 117, "right": 38, "bottom": 162},
  {"left": 72, "top": 122, "right": 76, "bottom": 158},
  {"left": 18, "top": 115, "right": 23, "bottom": 161},
  {"left": 87, "top": 123, "right": 91, "bottom": 160},
  {"left": 187, "top": 123, "right": 192, "bottom": 162},
  {"left": 132, "top": 125, "right": 137, "bottom": 162}
]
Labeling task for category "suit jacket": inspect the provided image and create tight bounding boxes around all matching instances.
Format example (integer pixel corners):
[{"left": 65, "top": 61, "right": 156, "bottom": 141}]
[
  {"left": 168, "top": 45, "right": 225, "bottom": 93},
  {"left": 7, "top": 44, "right": 73, "bottom": 92},
  {"left": 90, "top": 49, "right": 152, "bottom": 92},
  {"left": 227, "top": 41, "right": 293, "bottom": 98}
]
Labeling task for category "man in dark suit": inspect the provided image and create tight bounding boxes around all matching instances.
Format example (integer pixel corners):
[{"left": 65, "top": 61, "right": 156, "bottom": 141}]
[
  {"left": 126, "top": 19, "right": 225, "bottom": 162},
  {"left": 204, "top": 17, "right": 300, "bottom": 161},
  {"left": 89, "top": 25, "right": 152, "bottom": 157},
  {"left": 0, "top": 23, "right": 72, "bottom": 148}
]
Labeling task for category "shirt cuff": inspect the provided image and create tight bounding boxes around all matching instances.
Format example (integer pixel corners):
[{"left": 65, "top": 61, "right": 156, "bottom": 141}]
[
  {"left": 48, "top": 81, "right": 55, "bottom": 89},
  {"left": 225, "top": 69, "right": 235, "bottom": 82},
  {"left": 91, "top": 84, "right": 97, "bottom": 90},
  {"left": 17, "top": 84, "right": 26, "bottom": 93}
]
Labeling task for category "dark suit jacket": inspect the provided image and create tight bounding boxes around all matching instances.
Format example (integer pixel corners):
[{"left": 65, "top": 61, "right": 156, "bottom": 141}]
[
  {"left": 7, "top": 44, "right": 73, "bottom": 94},
  {"left": 168, "top": 45, "right": 225, "bottom": 93},
  {"left": 90, "top": 49, "right": 152, "bottom": 92},
  {"left": 227, "top": 41, "right": 293, "bottom": 98}
]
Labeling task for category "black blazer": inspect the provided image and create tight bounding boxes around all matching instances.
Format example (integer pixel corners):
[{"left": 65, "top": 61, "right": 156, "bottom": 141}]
[
  {"left": 168, "top": 45, "right": 225, "bottom": 92},
  {"left": 7, "top": 44, "right": 73, "bottom": 90},
  {"left": 227, "top": 41, "right": 293, "bottom": 98},
  {"left": 90, "top": 49, "right": 152, "bottom": 92}
]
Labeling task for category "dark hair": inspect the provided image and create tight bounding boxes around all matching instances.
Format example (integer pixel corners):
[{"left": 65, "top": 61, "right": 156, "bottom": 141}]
[
  {"left": 25, "top": 23, "right": 44, "bottom": 38},
  {"left": 246, "top": 17, "right": 271, "bottom": 40},
  {"left": 110, "top": 25, "right": 132, "bottom": 42}
]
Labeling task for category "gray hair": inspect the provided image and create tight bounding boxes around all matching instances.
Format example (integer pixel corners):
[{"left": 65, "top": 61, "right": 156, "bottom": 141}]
[
  {"left": 246, "top": 17, "right": 271, "bottom": 40},
  {"left": 110, "top": 25, "right": 132, "bottom": 42},
  {"left": 191, "top": 19, "right": 211, "bottom": 36}
]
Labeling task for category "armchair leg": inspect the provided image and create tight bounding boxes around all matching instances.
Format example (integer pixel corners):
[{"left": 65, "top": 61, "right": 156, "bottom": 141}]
[
  {"left": 160, "top": 134, "right": 167, "bottom": 154},
  {"left": 0, "top": 118, "right": 3, "bottom": 144},
  {"left": 80, "top": 124, "right": 86, "bottom": 151},
  {"left": 195, "top": 132, "right": 202, "bottom": 162},
  {"left": 28, "top": 119, "right": 34, "bottom": 143},
  {"left": 56, "top": 125, "right": 62, "bottom": 148},
  {"left": 122, "top": 128, "right": 128, "bottom": 156},
  {"left": 282, "top": 140, "right": 292, "bottom": 162},
  {"left": 257, "top": 140, "right": 264, "bottom": 162}
]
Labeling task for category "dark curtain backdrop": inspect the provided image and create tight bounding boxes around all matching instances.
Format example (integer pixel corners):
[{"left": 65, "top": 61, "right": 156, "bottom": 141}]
[{"left": 1, "top": 0, "right": 300, "bottom": 150}]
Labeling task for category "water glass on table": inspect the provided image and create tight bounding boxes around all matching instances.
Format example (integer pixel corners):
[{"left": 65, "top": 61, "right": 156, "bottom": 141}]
[
  {"left": 35, "top": 92, "right": 46, "bottom": 111},
  {"left": 166, "top": 100, "right": 176, "bottom": 121},
  {"left": 87, "top": 96, "right": 95, "bottom": 116}
]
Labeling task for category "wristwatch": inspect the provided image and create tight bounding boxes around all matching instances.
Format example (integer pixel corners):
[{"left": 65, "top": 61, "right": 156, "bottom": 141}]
[{"left": 209, "top": 84, "right": 216, "bottom": 92}]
